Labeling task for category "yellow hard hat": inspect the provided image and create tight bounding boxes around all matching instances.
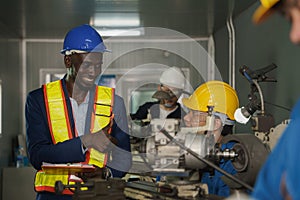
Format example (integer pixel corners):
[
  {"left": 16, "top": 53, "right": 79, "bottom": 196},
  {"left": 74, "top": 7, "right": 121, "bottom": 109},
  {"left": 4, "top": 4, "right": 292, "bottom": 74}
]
[
  {"left": 182, "top": 81, "right": 239, "bottom": 120},
  {"left": 253, "top": 0, "right": 281, "bottom": 24}
]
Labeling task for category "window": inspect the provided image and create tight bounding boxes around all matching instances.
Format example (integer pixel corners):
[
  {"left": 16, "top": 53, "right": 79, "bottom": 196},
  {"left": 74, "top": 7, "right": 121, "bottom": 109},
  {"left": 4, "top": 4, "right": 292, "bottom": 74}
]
[
  {"left": 39, "top": 68, "right": 65, "bottom": 85},
  {"left": 130, "top": 86, "right": 156, "bottom": 114}
]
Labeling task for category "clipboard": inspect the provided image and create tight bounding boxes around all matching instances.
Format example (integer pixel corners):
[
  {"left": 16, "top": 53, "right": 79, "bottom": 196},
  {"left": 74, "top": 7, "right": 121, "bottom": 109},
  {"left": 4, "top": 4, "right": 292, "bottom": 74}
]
[{"left": 42, "top": 162, "right": 96, "bottom": 175}]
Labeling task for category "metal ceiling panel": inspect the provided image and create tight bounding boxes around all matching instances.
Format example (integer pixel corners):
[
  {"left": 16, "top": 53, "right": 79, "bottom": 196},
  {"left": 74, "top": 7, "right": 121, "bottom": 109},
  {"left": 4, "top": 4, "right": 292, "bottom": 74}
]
[{"left": 0, "top": 0, "right": 257, "bottom": 39}]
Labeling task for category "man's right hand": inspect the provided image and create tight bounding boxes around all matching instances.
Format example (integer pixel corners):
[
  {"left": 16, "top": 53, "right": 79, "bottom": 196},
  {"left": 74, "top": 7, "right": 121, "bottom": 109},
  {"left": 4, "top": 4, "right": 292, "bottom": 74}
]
[{"left": 80, "top": 130, "right": 114, "bottom": 152}]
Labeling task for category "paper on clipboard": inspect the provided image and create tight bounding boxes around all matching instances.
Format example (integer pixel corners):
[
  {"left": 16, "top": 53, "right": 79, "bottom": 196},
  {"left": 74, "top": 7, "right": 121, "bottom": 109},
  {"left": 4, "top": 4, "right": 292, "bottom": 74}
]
[{"left": 42, "top": 162, "right": 96, "bottom": 175}]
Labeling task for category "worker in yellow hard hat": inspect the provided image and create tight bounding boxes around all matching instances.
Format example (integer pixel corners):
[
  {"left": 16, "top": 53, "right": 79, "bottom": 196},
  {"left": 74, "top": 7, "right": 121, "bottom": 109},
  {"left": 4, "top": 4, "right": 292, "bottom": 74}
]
[
  {"left": 182, "top": 80, "right": 239, "bottom": 197},
  {"left": 252, "top": 0, "right": 300, "bottom": 199}
]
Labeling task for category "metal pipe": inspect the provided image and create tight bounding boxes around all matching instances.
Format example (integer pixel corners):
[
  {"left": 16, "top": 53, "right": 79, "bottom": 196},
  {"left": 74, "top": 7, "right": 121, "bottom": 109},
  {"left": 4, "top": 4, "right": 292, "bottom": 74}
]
[
  {"left": 230, "top": 16, "right": 236, "bottom": 89},
  {"left": 226, "top": 19, "right": 232, "bottom": 84},
  {"left": 226, "top": 0, "right": 236, "bottom": 89}
]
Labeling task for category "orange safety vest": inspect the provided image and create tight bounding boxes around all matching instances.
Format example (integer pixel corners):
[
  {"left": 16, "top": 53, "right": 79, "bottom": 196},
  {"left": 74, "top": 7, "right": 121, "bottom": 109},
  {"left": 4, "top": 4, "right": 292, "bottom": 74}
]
[{"left": 34, "top": 80, "right": 114, "bottom": 194}]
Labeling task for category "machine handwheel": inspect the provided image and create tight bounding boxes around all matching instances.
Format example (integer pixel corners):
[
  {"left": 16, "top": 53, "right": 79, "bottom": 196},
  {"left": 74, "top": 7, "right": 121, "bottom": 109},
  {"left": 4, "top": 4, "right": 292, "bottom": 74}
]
[{"left": 231, "top": 143, "right": 249, "bottom": 172}]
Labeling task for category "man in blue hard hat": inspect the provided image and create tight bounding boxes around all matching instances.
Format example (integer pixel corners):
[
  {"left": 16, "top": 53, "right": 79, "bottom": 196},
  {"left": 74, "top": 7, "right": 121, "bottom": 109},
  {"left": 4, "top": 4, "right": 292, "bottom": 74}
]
[
  {"left": 25, "top": 24, "right": 132, "bottom": 200},
  {"left": 251, "top": 0, "right": 300, "bottom": 200}
]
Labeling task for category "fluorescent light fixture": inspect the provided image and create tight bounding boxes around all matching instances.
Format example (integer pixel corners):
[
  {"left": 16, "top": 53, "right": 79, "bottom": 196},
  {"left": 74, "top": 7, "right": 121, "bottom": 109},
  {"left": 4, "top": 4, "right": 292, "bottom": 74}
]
[
  {"left": 92, "top": 13, "right": 140, "bottom": 27},
  {"left": 96, "top": 28, "right": 144, "bottom": 37}
]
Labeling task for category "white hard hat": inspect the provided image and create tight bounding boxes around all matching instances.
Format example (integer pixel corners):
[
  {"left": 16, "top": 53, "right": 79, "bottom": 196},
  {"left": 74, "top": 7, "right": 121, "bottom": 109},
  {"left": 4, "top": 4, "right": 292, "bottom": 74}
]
[{"left": 160, "top": 66, "right": 185, "bottom": 89}]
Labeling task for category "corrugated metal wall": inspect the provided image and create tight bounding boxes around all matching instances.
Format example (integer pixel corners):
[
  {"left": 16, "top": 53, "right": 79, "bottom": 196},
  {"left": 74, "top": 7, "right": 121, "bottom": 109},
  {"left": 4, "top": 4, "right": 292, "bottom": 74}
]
[{"left": 0, "top": 38, "right": 22, "bottom": 199}]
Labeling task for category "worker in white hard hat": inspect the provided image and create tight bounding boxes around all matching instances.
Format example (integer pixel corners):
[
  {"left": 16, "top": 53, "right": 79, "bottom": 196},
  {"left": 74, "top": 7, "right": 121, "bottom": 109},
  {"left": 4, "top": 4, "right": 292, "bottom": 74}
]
[{"left": 130, "top": 66, "right": 187, "bottom": 121}]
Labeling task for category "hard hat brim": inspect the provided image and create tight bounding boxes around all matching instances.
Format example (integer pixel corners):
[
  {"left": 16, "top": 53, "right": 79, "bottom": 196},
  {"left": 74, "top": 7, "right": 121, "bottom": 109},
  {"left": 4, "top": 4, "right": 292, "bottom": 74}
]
[
  {"left": 253, "top": 5, "right": 275, "bottom": 24},
  {"left": 253, "top": 0, "right": 281, "bottom": 24},
  {"left": 60, "top": 43, "right": 111, "bottom": 55}
]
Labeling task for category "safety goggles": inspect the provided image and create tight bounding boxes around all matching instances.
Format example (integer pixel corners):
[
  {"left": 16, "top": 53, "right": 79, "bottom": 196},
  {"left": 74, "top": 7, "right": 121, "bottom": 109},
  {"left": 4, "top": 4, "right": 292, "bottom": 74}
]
[{"left": 160, "top": 84, "right": 183, "bottom": 98}]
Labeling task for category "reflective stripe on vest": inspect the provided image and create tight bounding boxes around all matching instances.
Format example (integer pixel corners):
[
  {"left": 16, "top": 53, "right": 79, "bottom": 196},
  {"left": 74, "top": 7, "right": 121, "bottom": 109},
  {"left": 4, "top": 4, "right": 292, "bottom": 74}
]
[
  {"left": 86, "top": 84, "right": 114, "bottom": 167},
  {"left": 35, "top": 170, "right": 72, "bottom": 194},
  {"left": 34, "top": 80, "right": 114, "bottom": 194}
]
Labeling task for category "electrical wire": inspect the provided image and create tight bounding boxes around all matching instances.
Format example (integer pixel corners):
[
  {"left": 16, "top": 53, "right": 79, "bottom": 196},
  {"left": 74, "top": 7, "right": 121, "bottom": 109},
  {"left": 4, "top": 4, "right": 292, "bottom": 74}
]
[
  {"left": 252, "top": 80, "right": 265, "bottom": 115},
  {"left": 264, "top": 101, "right": 291, "bottom": 112}
]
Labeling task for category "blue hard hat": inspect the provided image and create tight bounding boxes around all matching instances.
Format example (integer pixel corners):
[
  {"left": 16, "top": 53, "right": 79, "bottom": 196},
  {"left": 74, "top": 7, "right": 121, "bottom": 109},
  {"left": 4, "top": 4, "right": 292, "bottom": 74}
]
[{"left": 61, "top": 24, "right": 109, "bottom": 55}]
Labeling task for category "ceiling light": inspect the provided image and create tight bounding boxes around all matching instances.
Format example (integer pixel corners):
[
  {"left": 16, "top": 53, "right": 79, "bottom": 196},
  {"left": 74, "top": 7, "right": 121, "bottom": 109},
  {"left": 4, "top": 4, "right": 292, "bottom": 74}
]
[
  {"left": 92, "top": 13, "right": 140, "bottom": 27},
  {"left": 95, "top": 28, "right": 144, "bottom": 37}
]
